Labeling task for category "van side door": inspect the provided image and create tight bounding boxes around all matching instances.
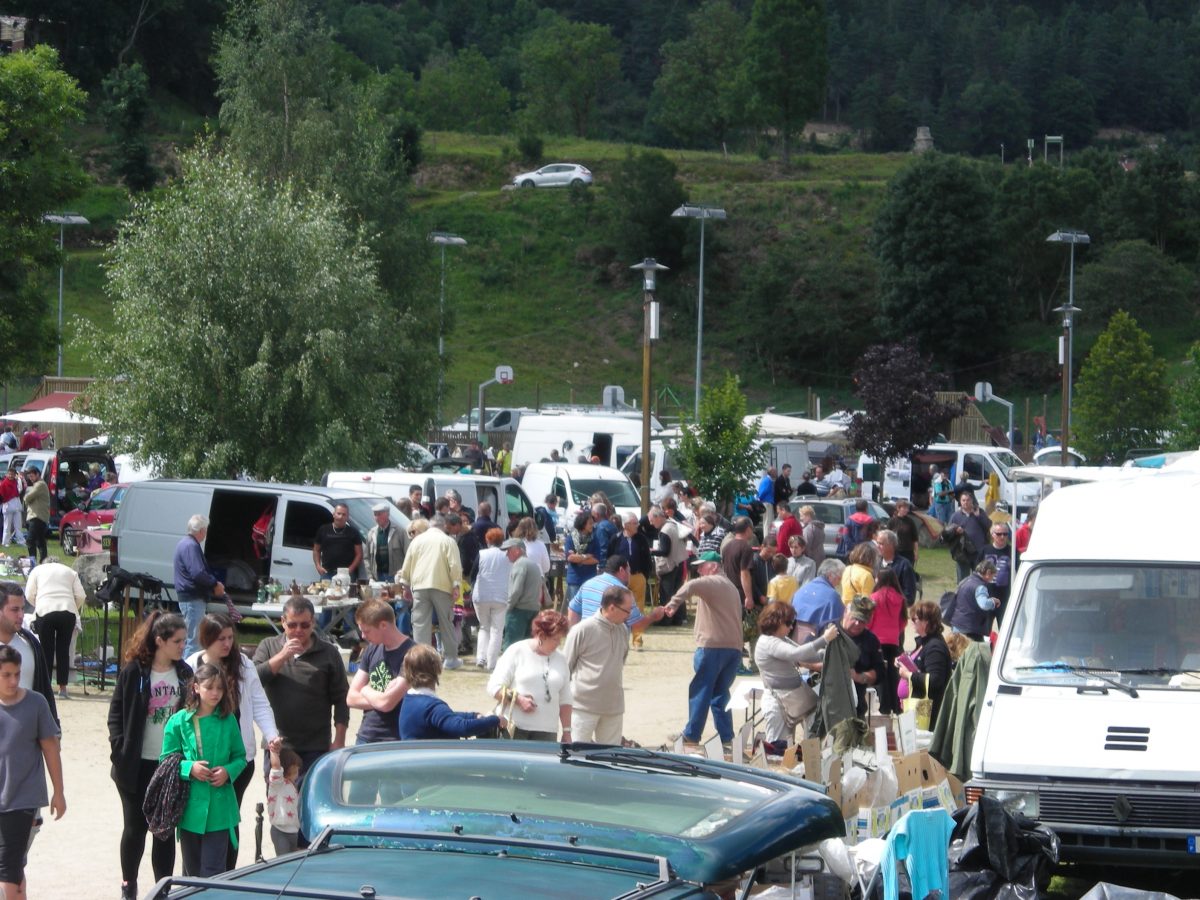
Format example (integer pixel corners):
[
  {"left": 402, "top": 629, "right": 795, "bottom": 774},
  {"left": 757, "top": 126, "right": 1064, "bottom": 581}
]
[
  {"left": 273, "top": 497, "right": 329, "bottom": 584},
  {"left": 504, "top": 481, "right": 535, "bottom": 531}
]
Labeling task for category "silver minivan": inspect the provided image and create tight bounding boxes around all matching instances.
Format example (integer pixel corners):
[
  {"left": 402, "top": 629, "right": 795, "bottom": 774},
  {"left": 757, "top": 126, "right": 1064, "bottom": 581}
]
[{"left": 109, "top": 480, "right": 406, "bottom": 606}]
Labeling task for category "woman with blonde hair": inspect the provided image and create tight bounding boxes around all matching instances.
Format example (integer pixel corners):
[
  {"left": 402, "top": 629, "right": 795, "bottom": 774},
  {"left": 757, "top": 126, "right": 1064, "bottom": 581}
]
[{"left": 840, "top": 541, "right": 878, "bottom": 605}]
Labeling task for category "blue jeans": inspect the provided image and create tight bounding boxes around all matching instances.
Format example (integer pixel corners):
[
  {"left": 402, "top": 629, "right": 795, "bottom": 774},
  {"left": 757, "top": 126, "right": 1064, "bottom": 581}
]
[
  {"left": 393, "top": 600, "right": 412, "bottom": 637},
  {"left": 179, "top": 595, "right": 206, "bottom": 658},
  {"left": 684, "top": 647, "right": 741, "bottom": 743}
]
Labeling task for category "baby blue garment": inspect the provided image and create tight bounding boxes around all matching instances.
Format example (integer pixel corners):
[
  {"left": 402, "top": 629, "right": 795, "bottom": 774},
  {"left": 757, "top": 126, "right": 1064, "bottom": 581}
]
[{"left": 880, "top": 808, "right": 955, "bottom": 900}]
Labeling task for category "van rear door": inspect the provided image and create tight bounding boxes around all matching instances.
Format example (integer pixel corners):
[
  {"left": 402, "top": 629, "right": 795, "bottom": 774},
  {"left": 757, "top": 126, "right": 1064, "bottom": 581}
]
[{"left": 114, "top": 482, "right": 214, "bottom": 585}]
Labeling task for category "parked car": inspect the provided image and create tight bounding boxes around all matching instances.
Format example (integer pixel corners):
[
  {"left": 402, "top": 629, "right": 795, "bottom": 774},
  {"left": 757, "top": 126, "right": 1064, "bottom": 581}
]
[
  {"left": 148, "top": 741, "right": 843, "bottom": 899},
  {"left": 511, "top": 163, "right": 593, "bottom": 188},
  {"left": 785, "top": 497, "right": 890, "bottom": 559},
  {"left": 0, "top": 443, "right": 118, "bottom": 535},
  {"left": 58, "top": 483, "right": 128, "bottom": 556}
]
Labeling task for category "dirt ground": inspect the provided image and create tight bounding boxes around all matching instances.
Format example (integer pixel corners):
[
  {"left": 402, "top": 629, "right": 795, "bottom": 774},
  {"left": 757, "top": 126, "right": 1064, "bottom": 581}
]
[{"left": 23, "top": 621, "right": 719, "bottom": 899}]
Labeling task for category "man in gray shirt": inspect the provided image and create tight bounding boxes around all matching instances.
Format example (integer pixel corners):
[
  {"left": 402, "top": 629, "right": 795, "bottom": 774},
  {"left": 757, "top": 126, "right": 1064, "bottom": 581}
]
[{"left": 502, "top": 539, "right": 544, "bottom": 650}]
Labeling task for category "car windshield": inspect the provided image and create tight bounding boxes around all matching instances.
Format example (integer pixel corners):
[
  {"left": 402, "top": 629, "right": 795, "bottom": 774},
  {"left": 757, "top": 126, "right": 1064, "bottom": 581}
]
[
  {"left": 570, "top": 477, "right": 641, "bottom": 508},
  {"left": 1000, "top": 563, "right": 1200, "bottom": 691},
  {"left": 337, "top": 749, "right": 774, "bottom": 838}
]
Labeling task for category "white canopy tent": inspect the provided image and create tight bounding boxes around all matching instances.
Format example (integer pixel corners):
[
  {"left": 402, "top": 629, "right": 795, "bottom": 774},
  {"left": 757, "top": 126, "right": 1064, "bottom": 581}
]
[
  {"left": 743, "top": 413, "right": 845, "bottom": 441},
  {"left": 3, "top": 406, "right": 100, "bottom": 425}
]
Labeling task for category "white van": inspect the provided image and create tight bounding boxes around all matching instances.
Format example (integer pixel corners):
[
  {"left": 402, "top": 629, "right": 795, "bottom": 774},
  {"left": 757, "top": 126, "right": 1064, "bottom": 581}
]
[
  {"left": 520, "top": 462, "right": 642, "bottom": 533},
  {"left": 109, "top": 480, "right": 407, "bottom": 606},
  {"left": 323, "top": 470, "right": 535, "bottom": 532},
  {"left": 967, "top": 468, "right": 1200, "bottom": 868},
  {"left": 511, "top": 412, "right": 660, "bottom": 470},
  {"left": 858, "top": 443, "right": 1036, "bottom": 516}
]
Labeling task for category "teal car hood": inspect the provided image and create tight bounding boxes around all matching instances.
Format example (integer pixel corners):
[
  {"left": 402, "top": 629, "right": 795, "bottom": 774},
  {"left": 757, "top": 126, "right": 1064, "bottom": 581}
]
[{"left": 298, "top": 742, "right": 843, "bottom": 886}]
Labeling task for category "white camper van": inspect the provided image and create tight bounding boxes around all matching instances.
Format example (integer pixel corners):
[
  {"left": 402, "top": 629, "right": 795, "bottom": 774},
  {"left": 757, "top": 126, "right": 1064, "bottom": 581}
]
[
  {"left": 520, "top": 462, "right": 642, "bottom": 534},
  {"left": 967, "top": 467, "right": 1200, "bottom": 867},
  {"left": 511, "top": 412, "right": 660, "bottom": 470},
  {"left": 858, "top": 443, "right": 1037, "bottom": 516}
]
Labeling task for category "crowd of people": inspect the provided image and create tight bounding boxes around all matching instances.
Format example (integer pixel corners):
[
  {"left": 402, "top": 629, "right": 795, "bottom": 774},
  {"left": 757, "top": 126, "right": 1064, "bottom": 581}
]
[{"left": 0, "top": 459, "right": 1034, "bottom": 897}]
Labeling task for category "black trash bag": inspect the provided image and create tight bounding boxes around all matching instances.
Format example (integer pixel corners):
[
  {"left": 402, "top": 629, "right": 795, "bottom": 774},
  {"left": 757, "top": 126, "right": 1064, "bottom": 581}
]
[{"left": 863, "top": 798, "right": 1059, "bottom": 900}]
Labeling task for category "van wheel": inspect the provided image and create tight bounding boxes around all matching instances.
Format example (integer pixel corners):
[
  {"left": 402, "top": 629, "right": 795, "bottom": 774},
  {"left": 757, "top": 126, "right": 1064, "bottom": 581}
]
[{"left": 60, "top": 528, "right": 77, "bottom": 557}]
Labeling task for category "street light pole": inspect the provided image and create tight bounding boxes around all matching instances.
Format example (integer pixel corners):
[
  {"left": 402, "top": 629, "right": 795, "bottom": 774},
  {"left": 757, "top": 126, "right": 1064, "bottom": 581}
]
[
  {"left": 630, "top": 258, "right": 668, "bottom": 514},
  {"left": 428, "top": 231, "right": 468, "bottom": 422},
  {"left": 1047, "top": 229, "right": 1089, "bottom": 467},
  {"left": 42, "top": 213, "right": 90, "bottom": 378},
  {"left": 672, "top": 204, "right": 727, "bottom": 419}
]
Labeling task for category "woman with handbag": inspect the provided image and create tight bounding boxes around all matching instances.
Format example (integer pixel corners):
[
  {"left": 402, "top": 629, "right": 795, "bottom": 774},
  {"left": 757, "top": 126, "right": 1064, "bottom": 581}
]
[
  {"left": 161, "top": 663, "right": 246, "bottom": 877},
  {"left": 753, "top": 602, "right": 837, "bottom": 755},
  {"left": 107, "top": 611, "right": 192, "bottom": 900},
  {"left": 185, "top": 613, "right": 280, "bottom": 870},
  {"left": 897, "top": 601, "right": 951, "bottom": 727},
  {"left": 487, "top": 610, "right": 573, "bottom": 742}
]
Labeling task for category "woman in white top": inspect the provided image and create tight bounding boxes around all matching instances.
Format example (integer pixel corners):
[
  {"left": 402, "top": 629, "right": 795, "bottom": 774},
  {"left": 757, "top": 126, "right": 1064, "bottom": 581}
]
[
  {"left": 25, "top": 555, "right": 86, "bottom": 699},
  {"left": 472, "top": 528, "right": 512, "bottom": 670},
  {"left": 487, "top": 610, "right": 572, "bottom": 741},
  {"left": 185, "top": 612, "right": 279, "bottom": 872},
  {"left": 514, "top": 516, "right": 551, "bottom": 576}
]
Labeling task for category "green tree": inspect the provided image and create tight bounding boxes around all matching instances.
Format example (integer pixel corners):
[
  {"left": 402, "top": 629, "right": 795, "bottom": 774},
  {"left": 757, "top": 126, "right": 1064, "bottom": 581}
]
[
  {"left": 743, "top": 0, "right": 828, "bottom": 165},
  {"left": 872, "top": 153, "right": 1004, "bottom": 369},
  {"left": 100, "top": 62, "right": 157, "bottom": 191},
  {"left": 1073, "top": 310, "right": 1169, "bottom": 463},
  {"left": 520, "top": 17, "right": 621, "bottom": 137},
  {"left": 950, "top": 80, "right": 1029, "bottom": 157},
  {"left": 605, "top": 149, "right": 688, "bottom": 265},
  {"left": 1168, "top": 342, "right": 1200, "bottom": 452},
  {"left": 0, "top": 46, "right": 88, "bottom": 380},
  {"left": 417, "top": 49, "right": 511, "bottom": 134},
  {"left": 82, "top": 147, "right": 435, "bottom": 481},
  {"left": 649, "top": 0, "right": 749, "bottom": 149},
  {"left": 1074, "top": 240, "right": 1195, "bottom": 326},
  {"left": 673, "top": 373, "right": 766, "bottom": 513}
]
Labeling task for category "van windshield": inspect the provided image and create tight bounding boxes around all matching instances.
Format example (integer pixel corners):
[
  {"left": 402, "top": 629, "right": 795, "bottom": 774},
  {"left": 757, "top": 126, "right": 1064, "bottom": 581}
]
[
  {"left": 990, "top": 450, "right": 1022, "bottom": 479},
  {"left": 569, "top": 478, "right": 641, "bottom": 508},
  {"left": 336, "top": 497, "right": 410, "bottom": 534},
  {"left": 1000, "top": 564, "right": 1200, "bottom": 691}
]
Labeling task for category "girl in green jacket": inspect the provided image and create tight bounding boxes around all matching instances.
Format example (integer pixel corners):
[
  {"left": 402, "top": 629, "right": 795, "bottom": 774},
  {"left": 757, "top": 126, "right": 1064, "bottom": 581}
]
[{"left": 161, "top": 663, "right": 247, "bottom": 876}]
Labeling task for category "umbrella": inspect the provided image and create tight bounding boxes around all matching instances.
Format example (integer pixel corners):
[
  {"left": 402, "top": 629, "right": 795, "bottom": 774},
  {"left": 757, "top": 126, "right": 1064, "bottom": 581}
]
[
  {"left": 744, "top": 413, "right": 846, "bottom": 441},
  {"left": 2, "top": 407, "right": 100, "bottom": 425}
]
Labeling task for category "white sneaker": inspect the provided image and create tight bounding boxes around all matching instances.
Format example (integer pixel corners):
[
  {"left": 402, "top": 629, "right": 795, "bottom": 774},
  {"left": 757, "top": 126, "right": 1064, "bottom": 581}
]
[{"left": 443, "top": 658, "right": 464, "bottom": 671}]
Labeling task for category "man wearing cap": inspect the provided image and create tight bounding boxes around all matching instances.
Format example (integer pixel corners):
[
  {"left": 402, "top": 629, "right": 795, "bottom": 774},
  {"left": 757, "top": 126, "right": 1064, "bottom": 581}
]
[
  {"left": 568, "top": 554, "right": 671, "bottom": 633},
  {"left": 365, "top": 503, "right": 408, "bottom": 583},
  {"left": 833, "top": 596, "right": 886, "bottom": 716},
  {"left": 398, "top": 514, "right": 464, "bottom": 669},
  {"left": 666, "top": 551, "right": 743, "bottom": 749},
  {"left": 501, "top": 538, "right": 545, "bottom": 651}
]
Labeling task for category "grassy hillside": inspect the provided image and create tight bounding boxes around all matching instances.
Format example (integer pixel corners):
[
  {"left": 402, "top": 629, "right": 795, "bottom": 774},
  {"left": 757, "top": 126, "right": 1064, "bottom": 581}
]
[{"left": 29, "top": 127, "right": 1196, "bottom": 435}]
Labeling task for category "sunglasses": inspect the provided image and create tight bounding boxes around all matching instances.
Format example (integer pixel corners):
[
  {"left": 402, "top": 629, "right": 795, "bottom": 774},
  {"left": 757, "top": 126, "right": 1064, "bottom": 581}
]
[{"left": 284, "top": 621, "right": 314, "bottom": 630}]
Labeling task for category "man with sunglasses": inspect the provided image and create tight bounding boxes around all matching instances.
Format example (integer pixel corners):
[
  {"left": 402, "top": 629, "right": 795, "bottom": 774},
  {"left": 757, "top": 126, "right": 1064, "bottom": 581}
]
[
  {"left": 253, "top": 596, "right": 349, "bottom": 783},
  {"left": 981, "top": 523, "right": 1013, "bottom": 625}
]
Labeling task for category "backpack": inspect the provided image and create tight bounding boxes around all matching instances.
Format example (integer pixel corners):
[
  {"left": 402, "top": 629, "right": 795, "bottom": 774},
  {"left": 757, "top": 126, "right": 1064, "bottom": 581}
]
[
  {"left": 836, "top": 516, "right": 872, "bottom": 558},
  {"left": 143, "top": 752, "right": 190, "bottom": 839}
]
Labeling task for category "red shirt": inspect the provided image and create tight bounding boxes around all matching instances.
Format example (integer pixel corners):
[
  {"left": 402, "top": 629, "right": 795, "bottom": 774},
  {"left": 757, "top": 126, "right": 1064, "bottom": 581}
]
[
  {"left": 775, "top": 515, "right": 804, "bottom": 554},
  {"left": 0, "top": 475, "right": 19, "bottom": 504}
]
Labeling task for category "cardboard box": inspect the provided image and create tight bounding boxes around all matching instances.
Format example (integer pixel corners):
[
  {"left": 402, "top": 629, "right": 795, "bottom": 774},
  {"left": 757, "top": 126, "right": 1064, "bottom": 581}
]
[{"left": 856, "top": 804, "right": 892, "bottom": 839}]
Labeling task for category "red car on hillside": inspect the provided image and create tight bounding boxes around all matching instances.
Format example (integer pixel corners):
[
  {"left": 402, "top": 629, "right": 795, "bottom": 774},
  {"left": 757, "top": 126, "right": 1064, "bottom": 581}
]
[{"left": 58, "top": 483, "right": 128, "bottom": 556}]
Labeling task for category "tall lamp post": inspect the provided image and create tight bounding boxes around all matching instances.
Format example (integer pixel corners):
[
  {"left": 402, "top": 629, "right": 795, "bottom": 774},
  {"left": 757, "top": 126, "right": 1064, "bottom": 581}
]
[
  {"left": 1047, "top": 229, "right": 1089, "bottom": 466},
  {"left": 42, "top": 213, "right": 90, "bottom": 378},
  {"left": 630, "top": 258, "right": 668, "bottom": 514},
  {"left": 428, "top": 231, "right": 468, "bottom": 421},
  {"left": 671, "top": 204, "right": 727, "bottom": 419}
]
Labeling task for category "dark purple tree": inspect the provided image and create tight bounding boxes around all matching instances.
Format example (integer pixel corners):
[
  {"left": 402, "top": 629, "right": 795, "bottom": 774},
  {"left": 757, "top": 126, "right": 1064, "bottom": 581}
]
[{"left": 845, "top": 338, "right": 967, "bottom": 463}]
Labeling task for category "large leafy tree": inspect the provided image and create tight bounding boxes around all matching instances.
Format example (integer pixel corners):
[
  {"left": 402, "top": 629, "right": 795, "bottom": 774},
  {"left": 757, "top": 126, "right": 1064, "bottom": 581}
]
[
  {"left": 673, "top": 373, "right": 766, "bottom": 514},
  {"left": 0, "top": 46, "right": 88, "bottom": 380},
  {"left": 1074, "top": 240, "right": 1195, "bottom": 326},
  {"left": 649, "top": 0, "right": 749, "bottom": 149},
  {"left": 417, "top": 49, "right": 511, "bottom": 134},
  {"left": 872, "top": 153, "right": 1004, "bottom": 370},
  {"left": 82, "top": 147, "right": 435, "bottom": 481},
  {"left": 743, "top": 0, "right": 828, "bottom": 165},
  {"left": 520, "top": 17, "right": 621, "bottom": 137},
  {"left": 846, "top": 339, "right": 966, "bottom": 464},
  {"left": 605, "top": 149, "right": 688, "bottom": 265},
  {"left": 1073, "top": 310, "right": 1169, "bottom": 463},
  {"left": 1169, "top": 342, "right": 1200, "bottom": 453}
]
